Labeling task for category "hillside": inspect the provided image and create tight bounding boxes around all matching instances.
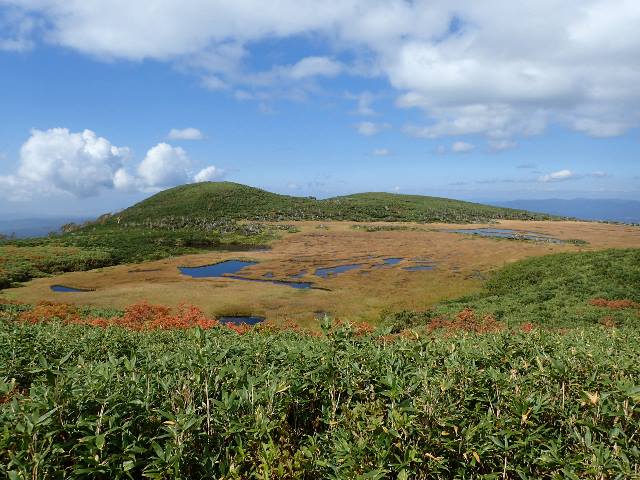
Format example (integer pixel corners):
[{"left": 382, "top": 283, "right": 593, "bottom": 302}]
[{"left": 110, "top": 181, "right": 559, "bottom": 224}]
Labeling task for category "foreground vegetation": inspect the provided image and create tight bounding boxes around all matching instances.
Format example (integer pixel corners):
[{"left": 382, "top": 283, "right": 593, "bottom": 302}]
[
  {"left": 1, "top": 312, "right": 639, "bottom": 479},
  {"left": 1, "top": 248, "right": 639, "bottom": 478}
]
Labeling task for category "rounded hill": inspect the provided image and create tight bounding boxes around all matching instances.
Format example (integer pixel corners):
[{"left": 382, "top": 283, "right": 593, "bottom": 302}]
[{"left": 111, "top": 181, "right": 559, "bottom": 224}]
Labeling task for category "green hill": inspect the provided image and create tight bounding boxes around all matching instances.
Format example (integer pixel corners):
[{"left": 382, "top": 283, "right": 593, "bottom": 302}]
[{"left": 110, "top": 181, "right": 558, "bottom": 224}]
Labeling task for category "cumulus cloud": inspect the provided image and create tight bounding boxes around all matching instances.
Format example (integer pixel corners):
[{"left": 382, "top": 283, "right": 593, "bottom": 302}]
[
  {"left": 451, "top": 141, "right": 475, "bottom": 153},
  {"left": 0, "top": 128, "right": 130, "bottom": 198},
  {"left": 355, "top": 121, "right": 391, "bottom": 136},
  {"left": 0, "top": 128, "right": 223, "bottom": 200},
  {"left": 287, "top": 56, "right": 342, "bottom": 79},
  {"left": 4, "top": 0, "right": 640, "bottom": 140},
  {"left": 194, "top": 165, "right": 223, "bottom": 182},
  {"left": 538, "top": 169, "right": 574, "bottom": 183},
  {"left": 136, "top": 143, "right": 191, "bottom": 188},
  {"left": 167, "top": 127, "right": 204, "bottom": 140}
]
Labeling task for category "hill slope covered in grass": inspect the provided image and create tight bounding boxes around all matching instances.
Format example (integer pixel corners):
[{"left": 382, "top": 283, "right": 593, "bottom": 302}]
[
  {"left": 109, "top": 181, "right": 560, "bottom": 224},
  {"left": 386, "top": 248, "right": 640, "bottom": 331}
]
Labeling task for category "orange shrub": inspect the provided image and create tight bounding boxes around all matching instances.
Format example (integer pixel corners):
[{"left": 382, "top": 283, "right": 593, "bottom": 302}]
[
  {"left": 520, "top": 322, "right": 535, "bottom": 333},
  {"left": 589, "top": 298, "right": 640, "bottom": 310},
  {"left": 17, "top": 300, "right": 219, "bottom": 331},
  {"left": 20, "top": 302, "right": 80, "bottom": 324}
]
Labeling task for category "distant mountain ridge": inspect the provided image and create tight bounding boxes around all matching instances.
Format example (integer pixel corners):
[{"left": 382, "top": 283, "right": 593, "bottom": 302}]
[
  {"left": 106, "top": 181, "right": 560, "bottom": 225},
  {"left": 491, "top": 199, "right": 640, "bottom": 224},
  {"left": 0, "top": 217, "right": 90, "bottom": 238}
]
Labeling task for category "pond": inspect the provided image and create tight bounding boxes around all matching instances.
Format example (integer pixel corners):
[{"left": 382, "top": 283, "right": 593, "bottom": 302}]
[
  {"left": 373, "top": 257, "right": 404, "bottom": 268},
  {"left": 314, "top": 263, "right": 363, "bottom": 278},
  {"left": 50, "top": 285, "right": 93, "bottom": 293},
  {"left": 218, "top": 315, "right": 265, "bottom": 325},
  {"left": 178, "top": 260, "right": 257, "bottom": 278},
  {"left": 447, "top": 228, "right": 564, "bottom": 243},
  {"left": 179, "top": 260, "right": 314, "bottom": 289}
]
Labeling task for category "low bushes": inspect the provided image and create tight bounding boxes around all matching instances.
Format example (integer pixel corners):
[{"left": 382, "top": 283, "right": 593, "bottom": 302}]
[{"left": 1, "top": 317, "right": 639, "bottom": 479}]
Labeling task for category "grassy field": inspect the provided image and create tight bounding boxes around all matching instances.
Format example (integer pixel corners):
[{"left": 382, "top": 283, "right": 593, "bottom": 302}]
[
  {"left": 7, "top": 220, "right": 639, "bottom": 327},
  {"left": 1, "top": 247, "right": 639, "bottom": 478},
  {"left": 0, "top": 181, "right": 562, "bottom": 292}
]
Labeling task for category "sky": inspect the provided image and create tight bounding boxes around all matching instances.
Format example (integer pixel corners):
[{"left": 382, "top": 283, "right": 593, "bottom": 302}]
[{"left": 0, "top": 0, "right": 639, "bottom": 217}]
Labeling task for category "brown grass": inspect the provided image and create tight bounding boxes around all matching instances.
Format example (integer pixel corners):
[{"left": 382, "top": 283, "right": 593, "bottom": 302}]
[{"left": 3, "top": 220, "right": 640, "bottom": 328}]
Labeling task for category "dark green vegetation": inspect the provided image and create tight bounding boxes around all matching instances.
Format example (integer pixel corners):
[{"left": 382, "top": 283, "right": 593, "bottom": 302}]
[
  {"left": 0, "top": 246, "right": 113, "bottom": 290},
  {"left": 1, "top": 318, "right": 639, "bottom": 479},
  {"left": 387, "top": 249, "right": 640, "bottom": 332},
  {"left": 113, "top": 181, "right": 559, "bottom": 224},
  {"left": 1, "top": 248, "right": 639, "bottom": 478}
]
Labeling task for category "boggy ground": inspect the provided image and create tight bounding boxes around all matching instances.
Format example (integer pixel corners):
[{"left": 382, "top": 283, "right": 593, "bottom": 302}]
[{"left": 4, "top": 220, "right": 640, "bottom": 328}]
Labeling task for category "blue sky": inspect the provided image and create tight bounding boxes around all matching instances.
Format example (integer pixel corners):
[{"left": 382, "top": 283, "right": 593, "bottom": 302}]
[{"left": 0, "top": 1, "right": 639, "bottom": 217}]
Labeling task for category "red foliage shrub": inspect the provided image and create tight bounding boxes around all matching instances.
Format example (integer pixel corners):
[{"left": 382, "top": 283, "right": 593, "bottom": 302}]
[
  {"left": 427, "top": 308, "right": 505, "bottom": 335},
  {"left": 589, "top": 298, "right": 640, "bottom": 310},
  {"left": 20, "top": 302, "right": 80, "bottom": 324},
  {"left": 225, "top": 323, "right": 252, "bottom": 335},
  {"left": 520, "top": 322, "right": 535, "bottom": 333},
  {"left": 18, "top": 300, "right": 219, "bottom": 331}
]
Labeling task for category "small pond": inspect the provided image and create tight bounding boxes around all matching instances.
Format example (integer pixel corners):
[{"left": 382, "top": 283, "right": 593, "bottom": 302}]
[
  {"left": 180, "top": 260, "right": 313, "bottom": 289},
  {"left": 179, "top": 260, "right": 257, "bottom": 278},
  {"left": 314, "top": 263, "right": 363, "bottom": 278},
  {"left": 218, "top": 315, "right": 265, "bottom": 325},
  {"left": 50, "top": 285, "right": 93, "bottom": 293},
  {"left": 447, "top": 228, "right": 563, "bottom": 243},
  {"left": 373, "top": 257, "right": 404, "bottom": 268}
]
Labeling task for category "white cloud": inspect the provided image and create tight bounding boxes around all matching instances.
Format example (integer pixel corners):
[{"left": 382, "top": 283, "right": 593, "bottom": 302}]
[
  {"left": 194, "top": 165, "right": 223, "bottom": 182},
  {"left": 0, "top": 7, "right": 37, "bottom": 52},
  {"left": 371, "top": 148, "right": 391, "bottom": 156},
  {"left": 0, "top": 128, "right": 224, "bottom": 200},
  {"left": 538, "top": 169, "right": 574, "bottom": 183},
  {"left": 4, "top": 0, "right": 640, "bottom": 140},
  {"left": 136, "top": 143, "right": 190, "bottom": 188},
  {"left": 451, "top": 141, "right": 475, "bottom": 153},
  {"left": 0, "top": 128, "right": 130, "bottom": 199},
  {"left": 355, "top": 121, "right": 390, "bottom": 136},
  {"left": 287, "top": 56, "right": 342, "bottom": 79},
  {"left": 168, "top": 127, "right": 204, "bottom": 140}
]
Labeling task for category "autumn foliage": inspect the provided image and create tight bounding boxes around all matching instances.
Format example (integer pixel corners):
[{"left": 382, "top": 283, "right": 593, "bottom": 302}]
[
  {"left": 18, "top": 301, "right": 219, "bottom": 331},
  {"left": 588, "top": 298, "right": 640, "bottom": 310},
  {"left": 426, "top": 308, "right": 505, "bottom": 334}
]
